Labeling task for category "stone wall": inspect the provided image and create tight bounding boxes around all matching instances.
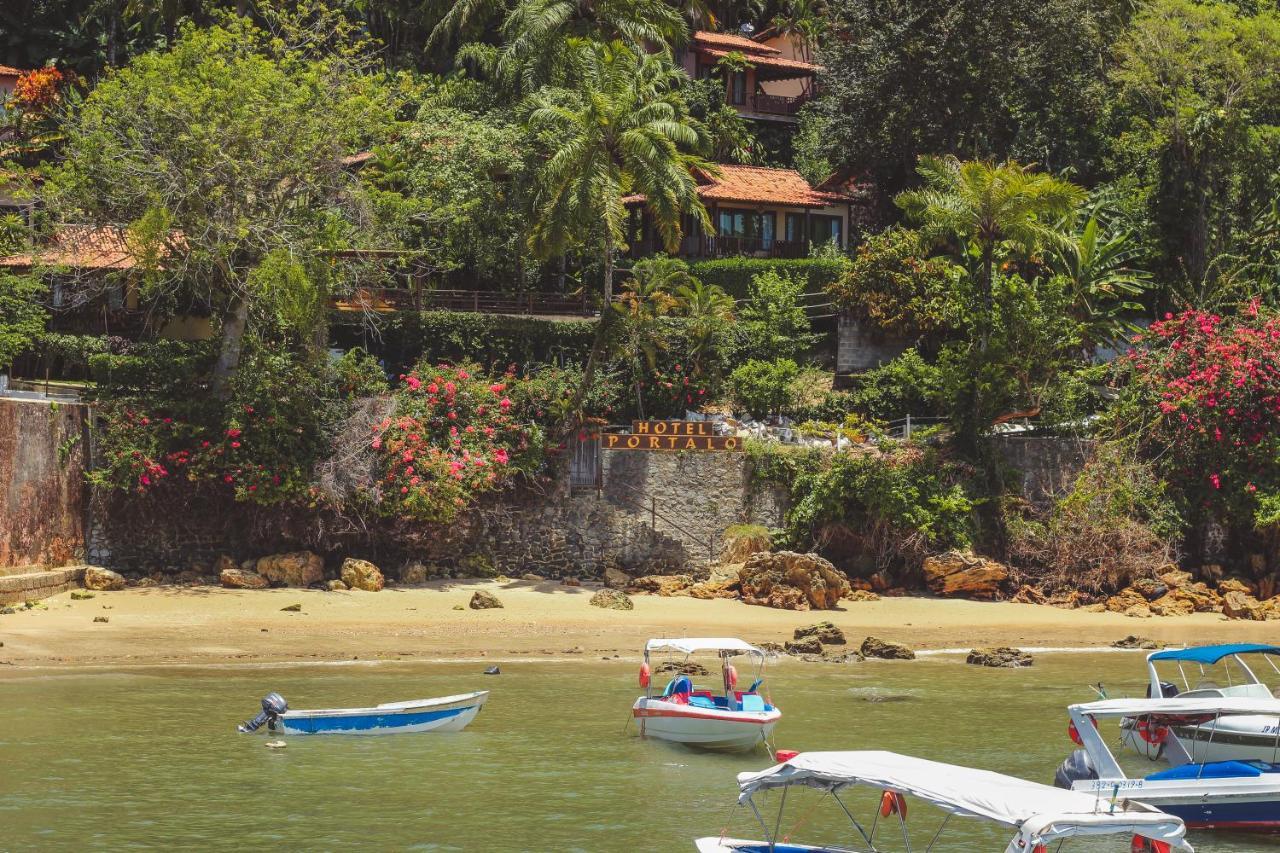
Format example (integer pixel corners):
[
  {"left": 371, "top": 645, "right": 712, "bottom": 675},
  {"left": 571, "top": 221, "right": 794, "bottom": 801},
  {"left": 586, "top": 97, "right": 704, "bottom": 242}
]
[
  {"left": 991, "top": 435, "right": 1095, "bottom": 508},
  {"left": 835, "top": 313, "right": 910, "bottom": 380},
  {"left": 89, "top": 446, "right": 787, "bottom": 579},
  {"left": 0, "top": 397, "right": 90, "bottom": 569}
]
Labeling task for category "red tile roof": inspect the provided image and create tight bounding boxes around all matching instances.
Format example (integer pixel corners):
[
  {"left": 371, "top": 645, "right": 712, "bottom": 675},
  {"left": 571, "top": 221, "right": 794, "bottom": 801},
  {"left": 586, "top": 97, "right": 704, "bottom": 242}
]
[
  {"left": 692, "top": 31, "right": 781, "bottom": 55},
  {"left": 0, "top": 225, "right": 158, "bottom": 271},
  {"left": 625, "top": 165, "right": 859, "bottom": 209},
  {"left": 699, "top": 47, "right": 819, "bottom": 75}
]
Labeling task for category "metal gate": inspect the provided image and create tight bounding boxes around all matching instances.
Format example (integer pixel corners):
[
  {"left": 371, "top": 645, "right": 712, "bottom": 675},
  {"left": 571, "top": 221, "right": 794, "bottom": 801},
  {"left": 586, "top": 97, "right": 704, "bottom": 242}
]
[{"left": 569, "top": 431, "right": 601, "bottom": 491}]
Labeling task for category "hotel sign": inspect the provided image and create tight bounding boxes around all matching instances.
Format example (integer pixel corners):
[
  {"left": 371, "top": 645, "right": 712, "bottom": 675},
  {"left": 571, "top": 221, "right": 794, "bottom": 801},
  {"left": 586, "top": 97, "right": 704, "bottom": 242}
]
[{"left": 602, "top": 420, "right": 742, "bottom": 451}]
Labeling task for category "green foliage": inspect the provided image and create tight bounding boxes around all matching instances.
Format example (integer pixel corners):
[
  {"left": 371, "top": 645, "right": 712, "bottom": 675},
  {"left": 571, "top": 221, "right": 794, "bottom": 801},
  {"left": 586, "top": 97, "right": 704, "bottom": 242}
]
[
  {"left": 0, "top": 272, "right": 48, "bottom": 369},
  {"left": 332, "top": 348, "right": 389, "bottom": 399},
  {"left": 729, "top": 357, "right": 801, "bottom": 418},
  {"left": 813, "top": 349, "right": 944, "bottom": 422},
  {"left": 751, "top": 441, "right": 976, "bottom": 562},
  {"left": 339, "top": 311, "right": 597, "bottom": 375},
  {"left": 738, "top": 269, "right": 820, "bottom": 362},
  {"left": 688, "top": 257, "right": 847, "bottom": 300},
  {"left": 801, "top": 0, "right": 1117, "bottom": 203},
  {"left": 830, "top": 227, "right": 956, "bottom": 334}
]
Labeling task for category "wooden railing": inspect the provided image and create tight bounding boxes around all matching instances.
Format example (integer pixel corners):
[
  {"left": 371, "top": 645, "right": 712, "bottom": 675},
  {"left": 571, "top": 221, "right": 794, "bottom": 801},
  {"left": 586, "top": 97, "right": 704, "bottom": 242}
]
[
  {"left": 334, "top": 287, "right": 593, "bottom": 317},
  {"left": 749, "top": 92, "right": 809, "bottom": 116}
]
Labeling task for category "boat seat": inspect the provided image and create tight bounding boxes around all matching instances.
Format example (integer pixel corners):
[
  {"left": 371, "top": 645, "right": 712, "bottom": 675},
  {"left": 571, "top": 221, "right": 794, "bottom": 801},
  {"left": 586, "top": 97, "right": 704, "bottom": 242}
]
[
  {"left": 663, "top": 676, "right": 693, "bottom": 698},
  {"left": 1147, "top": 760, "right": 1272, "bottom": 781},
  {"left": 688, "top": 696, "right": 717, "bottom": 709},
  {"left": 739, "top": 694, "right": 766, "bottom": 712}
]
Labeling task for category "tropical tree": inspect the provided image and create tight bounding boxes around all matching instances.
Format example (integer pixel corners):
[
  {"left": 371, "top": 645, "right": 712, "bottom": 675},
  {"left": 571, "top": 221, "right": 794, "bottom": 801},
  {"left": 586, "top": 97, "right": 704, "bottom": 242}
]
[
  {"left": 895, "top": 156, "right": 1085, "bottom": 348},
  {"left": 613, "top": 256, "right": 686, "bottom": 416},
  {"left": 1049, "top": 213, "right": 1151, "bottom": 345},
  {"left": 675, "top": 277, "right": 735, "bottom": 376},
  {"left": 48, "top": 19, "right": 395, "bottom": 398},
  {"left": 527, "top": 40, "right": 712, "bottom": 305}
]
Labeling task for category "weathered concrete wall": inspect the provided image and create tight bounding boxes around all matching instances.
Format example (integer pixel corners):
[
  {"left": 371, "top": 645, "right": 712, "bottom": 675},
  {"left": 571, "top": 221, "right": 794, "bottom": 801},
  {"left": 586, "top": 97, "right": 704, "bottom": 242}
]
[
  {"left": 835, "top": 313, "right": 910, "bottom": 378},
  {"left": 0, "top": 565, "right": 87, "bottom": 605},
  {"left": 991, "top": 435, "right": 1095, "bottom": 508},
  {"left": 0, "top": 398, "right": 89, "bottom": 569}
]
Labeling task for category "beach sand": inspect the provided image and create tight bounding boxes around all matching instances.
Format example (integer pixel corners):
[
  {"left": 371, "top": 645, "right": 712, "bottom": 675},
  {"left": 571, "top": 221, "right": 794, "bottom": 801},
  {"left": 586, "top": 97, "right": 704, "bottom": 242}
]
[{"left": 1, "top": 580, "right": 1275, "bottom": 672}]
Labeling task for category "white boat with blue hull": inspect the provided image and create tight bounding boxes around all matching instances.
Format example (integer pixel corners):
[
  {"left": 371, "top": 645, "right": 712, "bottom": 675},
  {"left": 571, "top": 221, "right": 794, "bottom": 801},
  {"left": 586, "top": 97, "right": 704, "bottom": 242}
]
[
  {"left": 238, "top": 691, "right": 488, "bottom": 736},
  {"left": 1058, "top": 696, "right": 1280, "bottom": 831},
  {"left": 1121, "top": 643, "right": 1280, "bottom": 764},
  {"left": 698, "top": 750, "right": 1192, "bottom": 852}
]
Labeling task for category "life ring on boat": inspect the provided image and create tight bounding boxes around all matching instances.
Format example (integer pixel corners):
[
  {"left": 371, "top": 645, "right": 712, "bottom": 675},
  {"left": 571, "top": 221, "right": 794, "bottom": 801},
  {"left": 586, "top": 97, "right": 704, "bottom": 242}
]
[
  {"left": 1136, "top": 717, "right": 1170, "bottom": 746},
  {"left": 638, "top": 662, "right": 651, "bottom": 688},
  {"left": 879, "top": 791, "right": 907, "bottom": 819},
  {"left": 1068, "top": 716, "right": 1098, "bottom": 746},
  {"left": 1131, "top": 836, "right": 1172, "bottom": 853},
  {"left": 724, "top": 664, "right": 738, "bottom": 690}
]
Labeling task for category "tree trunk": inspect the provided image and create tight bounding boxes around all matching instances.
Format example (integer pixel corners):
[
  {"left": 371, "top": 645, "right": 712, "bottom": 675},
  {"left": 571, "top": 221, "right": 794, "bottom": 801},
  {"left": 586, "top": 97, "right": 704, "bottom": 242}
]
[
  {"left": 563, "top": 234, "right": 616, "bottom": 433},
  {"left": 210, "top": 296, "right": 250, "bottom": 400}
]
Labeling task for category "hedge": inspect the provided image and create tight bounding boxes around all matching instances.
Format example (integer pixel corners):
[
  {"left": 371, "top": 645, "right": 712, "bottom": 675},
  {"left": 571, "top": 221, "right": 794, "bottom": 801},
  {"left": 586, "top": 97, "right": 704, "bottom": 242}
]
[
  {"left": 333, "top": 310, "right": 598, "bottom": 373},
  {"left": 688, "top": 257, "right": 848, "bottom": 300}
]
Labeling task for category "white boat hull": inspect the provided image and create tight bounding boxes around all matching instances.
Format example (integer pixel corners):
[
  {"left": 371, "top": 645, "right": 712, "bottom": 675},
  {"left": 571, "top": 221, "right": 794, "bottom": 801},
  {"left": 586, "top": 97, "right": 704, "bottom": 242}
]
[
  {"left": 1073, "top": 773, "right": 1280, "bottom": 830},
  {"left": 633, "top": 697, "right": 779, "bottom": 752},
  {"left": 696, "top": 838, "right": 840, "bottom": 852},
  {"left": 1122, "top": 715, "right": 1280, "bottom": 764},
  {"left": 276, "top": 691, "right": 488, "bottom": 735}
]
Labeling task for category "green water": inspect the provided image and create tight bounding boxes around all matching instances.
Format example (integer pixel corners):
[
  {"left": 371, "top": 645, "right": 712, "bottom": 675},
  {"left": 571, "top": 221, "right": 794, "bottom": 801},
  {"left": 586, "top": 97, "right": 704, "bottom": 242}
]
[{"left": 1, "top": 652, "right": 1276, "bottom": 851}]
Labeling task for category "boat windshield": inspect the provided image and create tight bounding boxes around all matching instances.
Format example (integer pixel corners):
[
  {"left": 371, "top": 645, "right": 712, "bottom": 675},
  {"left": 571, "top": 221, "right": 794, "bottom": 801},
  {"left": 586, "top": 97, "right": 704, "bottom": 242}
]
[{"left": 1147, "top": 645, "right": 1280, "bottom": 698}]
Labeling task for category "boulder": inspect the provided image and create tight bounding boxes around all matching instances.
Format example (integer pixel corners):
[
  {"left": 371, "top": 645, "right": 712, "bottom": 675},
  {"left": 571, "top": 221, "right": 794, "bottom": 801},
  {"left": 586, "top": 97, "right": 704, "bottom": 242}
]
[
  {"left": 922, "top": 551, "right": 1009, "bottom": 600},
  {"left": 794, "top": 621, "right": 846, "bottom": 645},
  {"left": 93, "top": 615, "right": 109, "bottom": 623},
  {"left": 212, "top": 555, "right": 240, "bottom": 575},
  {"left": 83, "top": 567, "right": 126, "bottom": 591},
  {"left": 1221, "top": 590, "right": 1264, "bottom": 621},
  {"left": 1011, "top": 585, "right": 1048, "bottom": 605},
  {"left": 1148, "top": 593, "right": 1194, "bottom": 617},
  {"left": 628, "top": 575, "right": 693, "bottom": 596},
  {"left": 720, "top": 525, "right": 772, "bottom": 563},
  {"left": 1158, "top": 567, "right": 1194, "bottom": 588},
  {"left": 1112, "top": 635, "right": 1158, "bottom": 650},
  {"left": 1218, "top": 577, "right": 1257, "bottom": 597},
  {"left": 738, "top": 551, "right": 851, "bottom": 611},
  {"left": 1045, "top": 590, "right": 1090, "bottom": 609},
  {"left": 1131, "top": 578, "right": 1169, "bottom": 601},
  {"left": 561, "top": 577, "right": 581, "bottom": 587},
  {"left": 220, "top": 567, "right": 269, "bottom": 590},
  {"left": 469, "top": 590, "right": 503, "bottom": 610},
  {"left": 325, "top": 579, "right": 348, "bottom": 591},
  {"left": 1259, "top": 575, "right": 1278, "bottom": 601},
  {"left": 656, "top": 661, "right": 709, "bottom": 676},
  {"left": 399, "top": 562, "right": 431, "bottom": 585},
  {"left": 846, "top": 589, "right": 880, "bottom": 602},
  {"left": 860, "top": 636, "right": 915, "bottom": 660},
  {"left": 256, "top": 551, "right": 324, "bottom": 588},
  {"left": 785, "top": 636, "right": 823, "bottom": 655},
  {"left": 1262, "top": 597, "right": 1280, "bottom": 621},
  {"left": 588, "top": 588, "right": 634, "bottom": 611},
  {"left": 280, "top": 603, "right": 302, "bottom": 612},
  {"left": 603, "top": 567, "right": 630, "bottom": 589},
  {"left": 1105, "top": 588, "right": 1152, "bottom": 618},
  {"left": 967, "top": 647, "right": 1033, "bottom": 668},
  {"left": 686, "top": 578, "right": 740, "bottom": 600},
  {"left": 340, "top": 558, "right": 384, "bottom": 592},
  {"left": 70, "top": 590, "right": 95, "bottom": 601}
]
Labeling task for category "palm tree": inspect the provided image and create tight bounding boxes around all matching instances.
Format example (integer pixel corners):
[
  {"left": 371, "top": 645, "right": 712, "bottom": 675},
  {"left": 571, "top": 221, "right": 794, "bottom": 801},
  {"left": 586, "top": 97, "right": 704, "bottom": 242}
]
[
  {"left": 528, "top": 41, "right": 713, "bottom": 419},
  {"left": 613, "top": 256, "right": 687, "bottom": 416},
  {"left": 675, "top": 278, "right": 735, "bottom": 376},
  {"left": 528, "top": 41, "right": 713, "bottom": 304},
  {"left": 1051, "top": 214, "right": 1151, "bottom": 346},
  {"left": 896, "top": 156, "right": 1085, "bottom": 348}
]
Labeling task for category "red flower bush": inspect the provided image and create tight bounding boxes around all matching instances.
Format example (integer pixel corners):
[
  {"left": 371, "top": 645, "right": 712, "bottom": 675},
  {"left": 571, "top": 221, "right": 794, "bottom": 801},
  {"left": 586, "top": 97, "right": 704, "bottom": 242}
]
[
  {"left": 13, "top": 67, "right": 66, "bottom": 114},
  {"left": 371, "top": 363, "right": 545, "bottom": 521},
  {"left": 1130, "top": 304, "right": 1280, "bottom": 514}
]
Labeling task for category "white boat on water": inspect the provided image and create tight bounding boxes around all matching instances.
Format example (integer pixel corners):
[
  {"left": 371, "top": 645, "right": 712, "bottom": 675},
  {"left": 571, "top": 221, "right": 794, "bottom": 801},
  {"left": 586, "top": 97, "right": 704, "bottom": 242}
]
[
  {"left": 1120, "top": 643, "right": 1280, "bottom": 764},
  {"left": 697, "top": 750, "right": 1192, "bottom": 852},
  {"left": 633, "top": 637, "right": 780, "bottom": 753},
  {"left": 1058, "top": 696, "right": 1280, "bottom": 831},
  {"left": 238, "top": 690, "right": 489, "bottom": 735}
]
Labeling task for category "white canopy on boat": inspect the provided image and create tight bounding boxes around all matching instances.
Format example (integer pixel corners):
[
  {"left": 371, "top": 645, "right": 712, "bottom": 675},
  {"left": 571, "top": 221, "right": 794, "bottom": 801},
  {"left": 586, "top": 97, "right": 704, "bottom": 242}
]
[
  {"left": 735, "top": 751, "right": 1192, "bottom": 851},
  {"left": 644, "top": 638, "right": 763, "bottom": 656},
  {"left": 1071, "top": 697, "right": 1280, "bottom": 718}
]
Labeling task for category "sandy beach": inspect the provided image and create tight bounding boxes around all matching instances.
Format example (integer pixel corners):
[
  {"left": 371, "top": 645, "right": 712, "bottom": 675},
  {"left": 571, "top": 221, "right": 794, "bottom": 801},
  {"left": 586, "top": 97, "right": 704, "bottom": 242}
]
[{"left": 1, "top": 580, "right": 1276, "bottom": 672}]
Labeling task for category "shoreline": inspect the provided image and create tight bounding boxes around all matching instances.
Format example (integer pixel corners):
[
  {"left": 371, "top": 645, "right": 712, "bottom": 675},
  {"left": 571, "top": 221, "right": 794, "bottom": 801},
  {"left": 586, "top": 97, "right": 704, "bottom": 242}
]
[{"left": 2, "top": 579, "right": 1274, "bottom": 675}]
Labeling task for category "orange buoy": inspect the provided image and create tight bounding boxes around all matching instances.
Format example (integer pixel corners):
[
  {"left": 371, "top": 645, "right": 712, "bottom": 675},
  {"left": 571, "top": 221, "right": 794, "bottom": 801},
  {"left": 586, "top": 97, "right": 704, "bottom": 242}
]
[
  {"left": 725, "top": 664, "right": 739, "bottom": 690},
  {"left": 1068, "top": 720, "right": 1083, "bottom": 746},
  {"left": 1137, "top": 717, "right": 1170, "bottom": 745},
  {"left": 879, "top": 790, "right": 907, "bottom": 819},
  {"left": 775, "top": 749, "right": 799, "bottom": 762},
  {"left": 638, "top": 662, "right": 651, "bottom": 688}
]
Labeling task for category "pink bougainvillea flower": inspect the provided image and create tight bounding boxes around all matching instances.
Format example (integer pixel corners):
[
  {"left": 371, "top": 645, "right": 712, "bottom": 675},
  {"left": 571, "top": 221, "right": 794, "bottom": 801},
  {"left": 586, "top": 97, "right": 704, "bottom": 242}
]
[
  {"left": 499, "top": 398, "right": 512, "bottom": 411},
  {"left": 405, "top": 376, "right": 422, "bottom": 391},
  {"left": 371, "top": 438, "right": 382, "bottom": 449},
  {"left": 427, "top": 383, "right": 439, "bottom": 395},
  {"left": 231, "top": 441, "right": 241, "bottom": 448},
  {"left": 226, "top": 428, "right": 242, "bottom": 438}
]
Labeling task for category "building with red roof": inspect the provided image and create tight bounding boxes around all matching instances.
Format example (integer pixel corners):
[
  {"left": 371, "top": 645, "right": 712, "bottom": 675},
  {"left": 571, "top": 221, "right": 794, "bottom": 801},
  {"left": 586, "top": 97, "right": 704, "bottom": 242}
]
[
  {"left": 677, "top": 31, "right": 820, "bottom": 122},
  {"left": 626, "top": 164, "right": 868, "bottom": 259}
]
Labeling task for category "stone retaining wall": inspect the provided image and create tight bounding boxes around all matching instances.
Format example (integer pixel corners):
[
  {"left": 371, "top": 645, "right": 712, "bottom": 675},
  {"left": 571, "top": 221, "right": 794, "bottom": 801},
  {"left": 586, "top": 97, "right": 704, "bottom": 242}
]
[
  {"left": 991, "top": 435, "right": 1095, "bottom": 507},
  {"left": 0, "top": 566, "right": 87, "bottom": 605}
]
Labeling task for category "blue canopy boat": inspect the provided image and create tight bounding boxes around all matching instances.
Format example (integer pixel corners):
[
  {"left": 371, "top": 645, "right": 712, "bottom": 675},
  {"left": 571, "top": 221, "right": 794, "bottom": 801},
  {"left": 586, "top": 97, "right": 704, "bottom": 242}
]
[
  {"left": 238, "top": 690, "right": 488, "bottom": 735},
  {"left": 1122, "top": 644, "right": 1280, "bottom": 764}
]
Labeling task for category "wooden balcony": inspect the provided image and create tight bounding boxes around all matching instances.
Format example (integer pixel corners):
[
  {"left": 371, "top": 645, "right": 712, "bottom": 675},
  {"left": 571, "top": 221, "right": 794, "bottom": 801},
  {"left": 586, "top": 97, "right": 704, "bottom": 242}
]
[{"left": 749, "top": 92, "right": 809, "bottom": 117}]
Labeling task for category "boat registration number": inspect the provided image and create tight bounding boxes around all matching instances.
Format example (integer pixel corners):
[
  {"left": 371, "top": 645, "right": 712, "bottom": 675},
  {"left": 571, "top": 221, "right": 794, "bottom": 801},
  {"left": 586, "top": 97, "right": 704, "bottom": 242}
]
[
  {"left": 1083, "top": 780, "right": 1145, "bottom": 791},
  {"left": 1263, "top": 725, "right": 1280, "bottom": 734}
]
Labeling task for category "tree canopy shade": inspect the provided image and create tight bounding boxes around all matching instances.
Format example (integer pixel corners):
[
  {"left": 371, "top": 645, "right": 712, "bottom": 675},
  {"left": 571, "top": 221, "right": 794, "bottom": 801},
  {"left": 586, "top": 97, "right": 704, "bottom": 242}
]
[
  {"left": 48, "top": 18, "right": 396, "bottom": 396},
  {"left": 800, "top": 0, "right": 1119, "bottom": 208},
  {"left": 0, "top": 273, "right": 48, "bottom": 371}
]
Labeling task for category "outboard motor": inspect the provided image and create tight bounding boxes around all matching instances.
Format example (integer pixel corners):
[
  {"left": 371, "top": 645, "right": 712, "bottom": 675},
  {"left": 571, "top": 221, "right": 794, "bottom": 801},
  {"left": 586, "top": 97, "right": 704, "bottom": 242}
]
[
  {"left": 1146, "top": 680, "right": 1179, "bottom": 698},
  {"left": 1053, "top": 748, "right": 1098, "bottom": 790},
  {"left": 238, "top": 692, "right": 288, "bottom": 733}
]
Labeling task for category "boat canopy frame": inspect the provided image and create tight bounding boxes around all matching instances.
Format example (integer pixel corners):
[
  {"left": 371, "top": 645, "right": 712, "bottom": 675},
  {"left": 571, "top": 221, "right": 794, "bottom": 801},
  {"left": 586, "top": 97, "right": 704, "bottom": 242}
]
[
  {"left": 642, "top": 637, "right": 769, "bottom": 702},
  {"left": 724, "top": 751, "right": 1192, "bottom": 853},
  {"left": 1146, "top": 644, "right": 1280, "bottom": 696}
]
